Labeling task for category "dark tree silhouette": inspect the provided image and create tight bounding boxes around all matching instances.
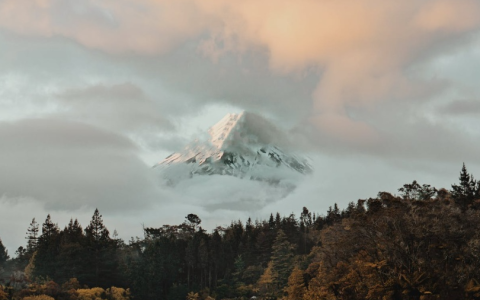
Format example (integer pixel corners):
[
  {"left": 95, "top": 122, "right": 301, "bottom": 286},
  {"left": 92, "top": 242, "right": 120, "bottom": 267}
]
[
  {"left": 451, "top": 163, "right": 480, "bottom": 209},
  {"left": 26, "top": 218, "right": 39, "bottom": 253},
  {"left": 0, "top": 238, "right": 9, "bottom": 267}
]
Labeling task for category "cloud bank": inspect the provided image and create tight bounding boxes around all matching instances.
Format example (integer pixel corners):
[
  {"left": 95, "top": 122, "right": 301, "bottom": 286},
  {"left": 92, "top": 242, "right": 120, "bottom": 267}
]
[
  {"left": 2, "top": 0, "right": 480, "bottom": 140},
  {"left": 0, "top": 119, "right": 162, "bottom": 211}
]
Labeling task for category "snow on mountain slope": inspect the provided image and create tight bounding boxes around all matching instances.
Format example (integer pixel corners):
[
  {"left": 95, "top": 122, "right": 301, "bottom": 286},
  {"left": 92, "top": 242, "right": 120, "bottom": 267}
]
[{"left": 155, "top": 112, "right": 312, "bottom": 185}]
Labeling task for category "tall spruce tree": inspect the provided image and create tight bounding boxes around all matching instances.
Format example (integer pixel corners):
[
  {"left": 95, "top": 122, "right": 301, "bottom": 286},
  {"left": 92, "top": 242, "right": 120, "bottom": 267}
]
[
  {"left": 33, "top": 215, "right": 60, "bottom": 280},
  {"left": 0, "top": 238, "right": 9, "bottom": 268},
  {"left": 258, "top": 261, "right": 274, "bottom": 296},
  {"left": 26, "top": 218, "right": 39, "bottom": 253},
  {"left": 57, "top": 219, "right": 85, "bottom": 283},
  {"left": 268, "top": 214, "right": 275, "bottom": 229},
  {"left": 85, "top": 209, "right": 110, "bottom": 242},
  {"left": 285, "top": 267, "right": 306, "bottom": 300},
  {"left": 84, "top": 209, "right": 119, "bottom": 288},
  {"left": 275, "top": 213, "right": 282, "bottom": 229},
  {"left": 232, "top": 255, "right": 245, "bottom": 287},
  {"left": 451, "top": 163, "right": 480, "bottom": 209},
  {"left": 300, "top": 207, "right": 311, "bottom": 254},
  {"left": 270, "top": 230, "right": 295, "bottom": 289},
  {"left": 41, "top": 214, "right": 59, "bottom": 240}
]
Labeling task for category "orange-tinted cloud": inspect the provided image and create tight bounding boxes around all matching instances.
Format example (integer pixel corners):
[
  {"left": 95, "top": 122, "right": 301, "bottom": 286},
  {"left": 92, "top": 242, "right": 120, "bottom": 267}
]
[{"left": 2, "top": 0, "right": 479, "bottom": 141}]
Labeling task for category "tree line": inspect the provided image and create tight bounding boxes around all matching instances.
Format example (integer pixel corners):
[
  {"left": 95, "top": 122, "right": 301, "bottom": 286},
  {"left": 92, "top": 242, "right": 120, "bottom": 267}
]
[{"left": 2, "top": 164, "right": 480, "bottom": 299}]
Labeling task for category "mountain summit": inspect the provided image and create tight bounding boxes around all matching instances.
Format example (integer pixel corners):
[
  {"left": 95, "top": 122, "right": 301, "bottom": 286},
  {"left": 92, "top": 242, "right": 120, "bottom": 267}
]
[{"left": 155, "top": 112, "right": 312, "bottom": 184}]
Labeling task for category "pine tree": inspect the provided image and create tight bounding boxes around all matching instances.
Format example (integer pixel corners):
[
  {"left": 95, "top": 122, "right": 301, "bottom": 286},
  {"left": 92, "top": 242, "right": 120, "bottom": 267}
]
[
  {"left": 15, "top": 246, "right": 28, "bottom": 266},
  {"left": 451, "top": 163, "right": 477, "bottom": 209},
  {"left": 85, "top": 209, "right": 110, "bottom": 242},
  {"left": 197, "top": 238, "right": 209, "bottom": 288},
  {"left": 285, "top": 267, "right": 306, "bottom": 300},
  {"left": 26, "top": 218, "right": 39, "bottom": 253},
  {"left": 244, "top": 217, "right": 257, "bottom": 265},
  {"left": 232, "top": 255, "right": 245, "bottom": 286},
  {"left": 452, "top": 164, "right": 471, "bottom": 197},
  {"left": 65, "top": 219, "right": 83, "bottom": 239},
  {"left": 275, "top": 213, "right": 281, "bottom": 229},
  {"left": 300, "top": 207, "right": 312, "bottom": 227},
  {"left": 57, "top": 218, "right": 85, "bottom": 283},
  {"left": 33, "top": 215, "right": 60, "bottom": 280},
  {"left": 41, "top": 214, "right": 59, "bottom": 241},
  {"left": 268, "top": 214, "right": 275, "bottom": 229},
  {"left": 271, "top": 230, "right": 295, "bottom": 289},
  {"left": 0, "top": 238, "right": 9, "bottom": 267},
  {"left": 258, "top": 261, "right": 274, "bottom": 295},
  {"left": 84, "top": 209, "right": 118, "bottom": 288},
  {"left": 300, "top": 207, "right": 311, "bottom": 254}
]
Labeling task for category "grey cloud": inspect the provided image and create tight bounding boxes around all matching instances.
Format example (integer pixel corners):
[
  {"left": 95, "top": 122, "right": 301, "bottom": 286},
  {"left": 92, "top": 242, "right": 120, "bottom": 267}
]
[
  {"left": 0, "top": 33, "right": 178, "bottom": 153},
  {"left": 438, "top": 99, "right": 480, "bottom": 115},
  {"left": 377, "top": 120, "right": 480, "bottom": 162},
  {"left": 259, "top": 154, "right": 471, "bottom": 219},
  {"left": 144, "top": 135, "right": 190, "bottom": 153},
  {"left": 126, "top": 47, "right": 319, "bottom": 123},
  {"left": 0, "top": 119, "right": 163, "bottom": 212},
  {"left": 162, "top": 174, "right": 298, "bottom": 214},
  {"left": 55, "top": 82, "right": 173, "bottom": 134},
  {"left": 296, "top": 112, "right": 480, "bottom": 165}
]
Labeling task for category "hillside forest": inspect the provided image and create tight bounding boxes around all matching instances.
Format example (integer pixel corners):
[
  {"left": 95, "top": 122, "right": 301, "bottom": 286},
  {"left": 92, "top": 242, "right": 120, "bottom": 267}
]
[{"left": 2, "top": 164, "right": 480, "bottom": 300}]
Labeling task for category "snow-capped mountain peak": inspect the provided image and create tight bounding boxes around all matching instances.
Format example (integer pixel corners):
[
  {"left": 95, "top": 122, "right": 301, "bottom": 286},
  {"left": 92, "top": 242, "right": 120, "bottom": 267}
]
[
  {"left": 208, "top": 112, "right": 244, "bottom": 149},
  {"left": 155, "top": 112, "right": 312, "bottom": 184}
]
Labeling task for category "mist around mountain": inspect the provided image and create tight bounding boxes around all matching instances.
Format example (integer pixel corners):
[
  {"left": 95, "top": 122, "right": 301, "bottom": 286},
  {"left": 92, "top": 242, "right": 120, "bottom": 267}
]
[
  {"left": 155, "top": 112, "right": 312, "bottom": 183},
  {"left": 153, "top": 112, "right": 313, "bottom": 213},
  {"left": 2, "top": 164, "right": 480, "bottom": 300}
]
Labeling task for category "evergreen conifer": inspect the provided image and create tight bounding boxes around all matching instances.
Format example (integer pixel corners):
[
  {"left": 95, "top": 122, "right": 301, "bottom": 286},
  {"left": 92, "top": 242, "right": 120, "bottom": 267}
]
[
  {"left": 271, "top": 230, "right": 295, "bottom": 289},
  {"left": 285, "top": 267, "right": 306, "bottom": 300},
  {"left": 26, "top": 218, "right": 39, "bottom": 253},
  {"left": 451, "top": 163, "right": 479, "bottom": 208},
  {"left": 0, "top": 238, "right": 9, "bottom": 267}
]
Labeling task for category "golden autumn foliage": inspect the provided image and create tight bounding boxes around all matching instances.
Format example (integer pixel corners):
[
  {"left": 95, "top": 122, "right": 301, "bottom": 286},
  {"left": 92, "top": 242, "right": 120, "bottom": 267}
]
[
  {"left": 186, "top": 292, "right": 200, "bottom": 300},
  {"left": 258, "top": 261, "right": 274, "bottom": 295},
  {"left": 303, "top": 196, "right": 480, "bottom": 299},
  {"left": 106, "top": 287, "right": 131, "bottom": 300},
  {"left": 76, "top": 287, "right": 131, "bottom": 300},
  {"left": 2, "top": 278, "right": 130, "bottom": 300},
  {"left": 0, "top": 287, "right": 7, "bottom": 300},
  {"left": 77, "top": 287, "right": 105, "bottom": 300},
  {"left": 22, "top": 296, "right": 55, "bottom": 300},
  {"left": 285, "top": 267, "right": 306, "bottom": 300}
]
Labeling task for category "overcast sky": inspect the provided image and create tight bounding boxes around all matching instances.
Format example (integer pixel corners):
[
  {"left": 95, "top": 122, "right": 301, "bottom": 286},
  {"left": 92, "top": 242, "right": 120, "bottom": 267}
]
[{"left": 2, "top": 0, "right": 480, "bottom": 254}]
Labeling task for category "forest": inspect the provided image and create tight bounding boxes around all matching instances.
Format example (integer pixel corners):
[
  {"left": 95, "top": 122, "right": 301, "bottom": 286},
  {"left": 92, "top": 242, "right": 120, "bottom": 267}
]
[{"left": 2, "top": 164, "right": 480, "bottom": 300}]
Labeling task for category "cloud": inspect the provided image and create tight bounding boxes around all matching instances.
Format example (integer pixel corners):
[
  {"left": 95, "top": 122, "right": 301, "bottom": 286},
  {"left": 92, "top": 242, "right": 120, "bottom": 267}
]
[
  {"left": 439, "top": 99, "right": 480, "bottom": 115},
  {"left": 259, "top": 153, "right": 469, "bottom": 217},
  {"left": 0, "top": 195, "right": 93, "bottom": 255},
  {"left": 0, "top": 118, "right": 163, "bottom": 211},
  {"left": 2, "top": 1, "right": 479, "bottom": 125},
  {"left": 54, "top": 82, "right": 173, "bottom": 134},
  {"left": 0, "top": 0, "right": 211, "bottom": 55},
  {"left": 3, "top": 0, "right": 479, "bottom": 151},
  {"left": 295, "top": 103, "right": 480, "bottom": 164},
  {"left": 169, "top": 175, "right": 296, "bottom": 213}
]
